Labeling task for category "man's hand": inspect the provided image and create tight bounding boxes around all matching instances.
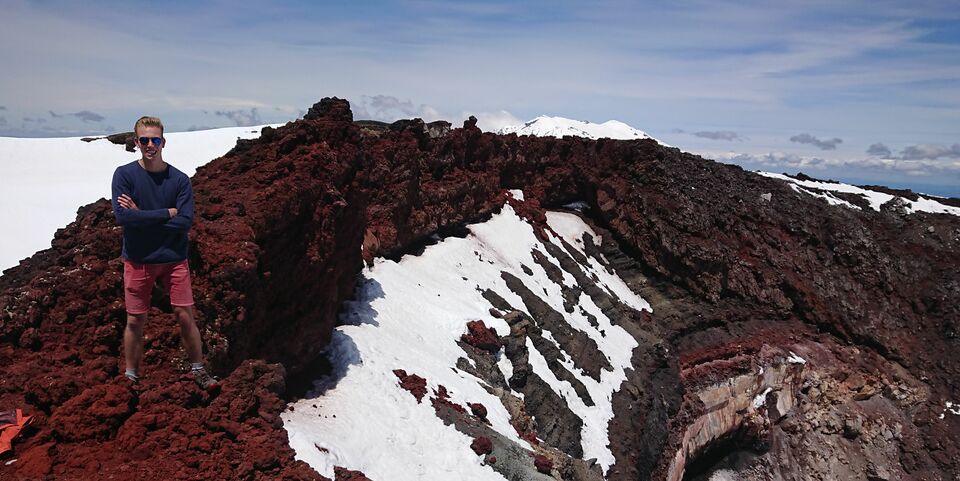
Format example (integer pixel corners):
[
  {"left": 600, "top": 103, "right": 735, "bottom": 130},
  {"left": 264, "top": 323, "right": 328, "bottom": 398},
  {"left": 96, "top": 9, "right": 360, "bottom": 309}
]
[
  {"left": 168, "top": 208, "right": 178, "bottom": 218},
  {"left": 118, "top": 194, "right": 139, "bottom": 210}
]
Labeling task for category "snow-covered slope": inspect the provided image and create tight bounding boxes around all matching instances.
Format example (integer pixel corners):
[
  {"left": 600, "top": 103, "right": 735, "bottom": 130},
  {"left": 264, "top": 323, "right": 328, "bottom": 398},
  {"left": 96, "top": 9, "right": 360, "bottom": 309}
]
[
  {"left": 759, "top": 172, "right": 960, "bottom": 216},
  {"left": 0, "top": 125, "right": 275, "bottom": 271},
  {"left": 283, "top": 192, "right": 649, "bottom": 480},
  {"left": 497, "top": 116, "right": 660, "bottom": 143}
]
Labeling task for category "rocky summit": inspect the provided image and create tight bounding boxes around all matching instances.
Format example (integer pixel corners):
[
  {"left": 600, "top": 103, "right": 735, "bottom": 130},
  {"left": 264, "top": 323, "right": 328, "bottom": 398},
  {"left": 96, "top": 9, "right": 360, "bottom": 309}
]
[{"left": 1, "top": 97, "right": 958, "bottom": 480}]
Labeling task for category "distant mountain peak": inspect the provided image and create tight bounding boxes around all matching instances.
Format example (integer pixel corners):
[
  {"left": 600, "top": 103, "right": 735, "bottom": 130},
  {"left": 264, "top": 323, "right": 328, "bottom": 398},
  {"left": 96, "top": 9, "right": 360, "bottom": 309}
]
[{"left": 497, "top": 115, "right": 659, "bottom": 142}]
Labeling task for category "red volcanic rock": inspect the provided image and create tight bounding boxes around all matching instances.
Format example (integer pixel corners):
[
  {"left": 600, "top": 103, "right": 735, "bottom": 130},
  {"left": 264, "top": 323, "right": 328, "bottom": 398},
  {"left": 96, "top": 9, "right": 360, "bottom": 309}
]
[
  {"left": 471, "top": 436, "right": 493, "bottom": 455},
  {"left": 48, "top": 382, "right": 136, "bottom": 442},
  {"left": 534, "top": 454, "right": 553, "bottom": 474},
  {"left": 431, "top": 385, "right": 466, "bottom": 414},
  {"left": 519, "top": 430, "right": 539, "bottom": 446},
  {"left": 334, "top": 466, "right": 373, "bottom": 481},
  {"left": 393, "top": 369, "right": 428, "bottom": 403},
  {"left": 461, "top": 320, "right": 502, "bottom": 354},
  {"left": 469, "top": 402, "right": 488, "bottom": 421},
  {"left": 12, "top": 441, "right": 55, "bottom": 479}
]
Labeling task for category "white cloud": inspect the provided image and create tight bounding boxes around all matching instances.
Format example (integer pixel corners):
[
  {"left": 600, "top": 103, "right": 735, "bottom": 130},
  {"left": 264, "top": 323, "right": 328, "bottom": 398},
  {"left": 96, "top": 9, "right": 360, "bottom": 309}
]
[
  {"left": 867, "top": 143, "right": 892, "bottom": 157},
  {"left": 790, "top": 133, "right": 843, "bottom": 151},
  {"left": 351, "top": 95, "right": 443, "bottom": 123},
  {"left": 692, "top": 130, "right": 742, "bottom": 141},
  {"left": 463, "top": 110, "right": 522, "bottom": 132},
  {"left": 899, "top": 143, "right": 960, "bottom": 160},
  {"left": 215, "top": 108, "right": 263, "bottom": 127},
  {"left": 72, "top": 110, "right": 106, "bottom": 123}
]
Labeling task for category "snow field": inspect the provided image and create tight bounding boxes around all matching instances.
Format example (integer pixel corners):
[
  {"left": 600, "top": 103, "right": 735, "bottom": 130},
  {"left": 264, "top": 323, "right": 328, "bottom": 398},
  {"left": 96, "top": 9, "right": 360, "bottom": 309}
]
[
  {"left": 759, "top": 172, "right": 960, "bottom": 216},
  {"left": 282, "top": 194, "right": 648, "bottom": 479}
]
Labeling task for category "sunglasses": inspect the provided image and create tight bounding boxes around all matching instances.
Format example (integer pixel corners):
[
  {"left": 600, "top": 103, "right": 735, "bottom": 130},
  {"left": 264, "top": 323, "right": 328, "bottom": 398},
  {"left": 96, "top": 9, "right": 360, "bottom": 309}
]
[{"left": 138, "top": 136, "right": 163, "bottom": 146}]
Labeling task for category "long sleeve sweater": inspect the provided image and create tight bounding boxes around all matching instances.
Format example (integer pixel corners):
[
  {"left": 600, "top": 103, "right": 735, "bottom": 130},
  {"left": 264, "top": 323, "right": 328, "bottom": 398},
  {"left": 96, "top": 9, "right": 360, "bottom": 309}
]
[{"left": 111, "top": 160, "right": 194, "bottom": 263}]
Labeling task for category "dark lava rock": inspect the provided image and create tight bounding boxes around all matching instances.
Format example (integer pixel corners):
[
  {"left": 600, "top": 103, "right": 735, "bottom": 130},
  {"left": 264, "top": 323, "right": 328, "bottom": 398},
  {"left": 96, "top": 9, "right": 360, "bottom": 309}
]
[
  {"left": 334, "top": 466, "right": 374, "bottom": 481},
  {"left": 471, "top": 436, "right": 493, "bottom": 455},
  {"left": 393, "top": 369, "right": 428, "bottom": 403},
  {"left": 534, "top": 454, "right": 553, "bottom": 474},
  {"left": 461, "top": 320, "right": 502, "bottom": 353},
  {"left": 469, "top": 402, "right": 488, "bottom": 421}
]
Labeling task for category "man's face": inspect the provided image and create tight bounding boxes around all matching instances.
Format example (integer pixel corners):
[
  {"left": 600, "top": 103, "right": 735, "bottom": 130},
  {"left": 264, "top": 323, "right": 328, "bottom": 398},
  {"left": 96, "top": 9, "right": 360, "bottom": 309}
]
[{"left": 135, "top": 126, "right": 165, "bottom": 162}]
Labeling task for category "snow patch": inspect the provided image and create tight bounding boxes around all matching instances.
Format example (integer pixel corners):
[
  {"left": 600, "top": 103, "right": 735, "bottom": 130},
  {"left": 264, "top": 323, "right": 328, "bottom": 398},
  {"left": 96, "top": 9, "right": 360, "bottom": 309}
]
[
  {"left": 943, "top": 401, "right": 960, "bottom": 419},
  {"left": 708, "top": 469, "right": 739, "bottom": 481},
  {"left": 787, "top": 352, "right": 806, "bottom": 365},
  {"left": 788, "top": 184, "right": 861, "bottom": 209},
  {"left": 495, "top": 349, "right": 515, "bottom": 393},
  {"left": 562, "top": 201, "right": 590, "bottom": 212},
  {"left": 753, "top": 387, "right": 773, "bottom": 409}
]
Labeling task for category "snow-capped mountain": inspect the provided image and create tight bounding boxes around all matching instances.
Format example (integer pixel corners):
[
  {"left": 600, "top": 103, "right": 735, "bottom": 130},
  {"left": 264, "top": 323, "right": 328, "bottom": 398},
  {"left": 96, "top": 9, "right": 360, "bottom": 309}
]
[{"left": 496, "top": 116, "right": 659, "bottom": 143}]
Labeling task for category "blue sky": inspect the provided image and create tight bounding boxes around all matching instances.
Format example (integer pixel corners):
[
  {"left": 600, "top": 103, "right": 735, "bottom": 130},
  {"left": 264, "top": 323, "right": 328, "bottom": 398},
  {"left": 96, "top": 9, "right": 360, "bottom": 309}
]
[{"left": 2, "top": 0, "right": 959, "bottom": 195}]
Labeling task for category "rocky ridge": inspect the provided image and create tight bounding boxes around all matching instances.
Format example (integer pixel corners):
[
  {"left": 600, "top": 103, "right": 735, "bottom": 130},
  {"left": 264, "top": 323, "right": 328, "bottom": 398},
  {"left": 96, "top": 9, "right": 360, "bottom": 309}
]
[{"left": 0, "top": 97, "right": 958, "bottom": 480}]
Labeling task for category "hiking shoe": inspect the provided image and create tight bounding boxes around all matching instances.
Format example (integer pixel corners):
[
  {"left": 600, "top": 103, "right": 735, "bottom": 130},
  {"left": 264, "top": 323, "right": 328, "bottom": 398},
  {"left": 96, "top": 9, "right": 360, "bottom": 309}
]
[
  {"left": 117, "top": 373, "right": 141, "bottom": 393},
  {"left": 192, "top": 369, "right": 220, "bottom": 392}
]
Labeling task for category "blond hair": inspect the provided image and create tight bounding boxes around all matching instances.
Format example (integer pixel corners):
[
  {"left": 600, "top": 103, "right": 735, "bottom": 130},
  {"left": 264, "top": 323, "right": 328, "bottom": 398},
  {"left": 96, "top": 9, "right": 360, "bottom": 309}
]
[{"left": 134, "top": 116, "right": 164, "bottom": 135}]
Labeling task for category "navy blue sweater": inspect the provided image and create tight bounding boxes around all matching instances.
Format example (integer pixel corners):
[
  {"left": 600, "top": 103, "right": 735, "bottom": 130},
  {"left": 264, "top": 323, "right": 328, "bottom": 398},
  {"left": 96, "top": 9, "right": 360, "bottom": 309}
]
[{"left": 111, "top": 160, "right": 194, "bottom": 264}]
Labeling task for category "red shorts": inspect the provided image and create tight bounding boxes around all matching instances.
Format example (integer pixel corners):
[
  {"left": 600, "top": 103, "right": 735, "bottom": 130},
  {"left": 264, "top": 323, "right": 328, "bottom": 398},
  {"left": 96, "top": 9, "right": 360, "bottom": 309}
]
[{"left": 123, "top": 259, "right": 195, "bottom": 315}]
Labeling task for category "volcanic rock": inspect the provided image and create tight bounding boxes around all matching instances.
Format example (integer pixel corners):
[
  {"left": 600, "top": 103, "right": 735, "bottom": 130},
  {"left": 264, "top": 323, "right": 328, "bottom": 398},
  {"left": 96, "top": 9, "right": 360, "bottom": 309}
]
[
  {"left": 393, "top": 370, "right": 427, "bottom": 403},
  {"left": 471, "top": 436, "right": 493, "bottom": 455},
  {"left": 461, "top": 320, "right": 502, "bottom": 354}
]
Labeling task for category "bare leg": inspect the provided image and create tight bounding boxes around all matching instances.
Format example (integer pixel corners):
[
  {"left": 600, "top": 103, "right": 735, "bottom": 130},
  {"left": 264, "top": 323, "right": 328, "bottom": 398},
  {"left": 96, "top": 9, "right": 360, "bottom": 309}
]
[
  {"left": 174, "top": 305, "right": 203, "bottom": 364},
  {"left": 124, "top": 313, "right": 148, "bottom": 373}
]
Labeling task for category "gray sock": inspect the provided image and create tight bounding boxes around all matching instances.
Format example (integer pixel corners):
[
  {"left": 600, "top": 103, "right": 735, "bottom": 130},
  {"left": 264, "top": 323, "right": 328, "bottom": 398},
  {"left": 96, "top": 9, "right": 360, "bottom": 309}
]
[
  {"left": 191, "top": 362, "right": 205, "bottom": 372},
  {"left": 125, "top": 368, "right": 139, "bottom": 381}
]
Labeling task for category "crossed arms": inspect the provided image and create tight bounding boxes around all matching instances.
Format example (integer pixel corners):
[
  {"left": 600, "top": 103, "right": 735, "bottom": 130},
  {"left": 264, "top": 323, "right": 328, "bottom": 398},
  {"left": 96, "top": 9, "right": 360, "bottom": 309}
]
[{"left": 111, "top": 174, "right": 193, "bottom": 232}]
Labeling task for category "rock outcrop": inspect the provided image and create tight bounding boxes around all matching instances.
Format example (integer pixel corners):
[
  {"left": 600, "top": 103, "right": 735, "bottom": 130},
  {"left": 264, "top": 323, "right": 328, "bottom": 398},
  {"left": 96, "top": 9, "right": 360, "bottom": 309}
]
[{"left": 1, "top": 97, "right": 958, "bottom": 480}]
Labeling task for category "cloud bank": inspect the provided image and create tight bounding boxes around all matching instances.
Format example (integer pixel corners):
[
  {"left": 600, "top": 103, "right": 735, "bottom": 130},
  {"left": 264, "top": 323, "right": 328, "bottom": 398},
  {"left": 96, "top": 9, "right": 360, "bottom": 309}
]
[
  {"left": 47, "top": 110, "right": 106, "bottom": 122},
  {"left": 899, "top": 144, "right": 960, "bottom": 161},
  {"left": 867, "top": 143, "right": 892, "bottom": 157},
  {"left": 694, "top": 130, "right": 742, "bottom": 141},
  {"left": 215, "top": 108, "right": 263, "bottom": 127},
  {"left": 465, "top": 109, "right": 522, "bottom": 132},
  {"left": 707, "top": 150, "right": 960, "bottom": 179},
  {"left": 352, "top": 95, "right": 442, "bottom": 123},
  {"left": 72, "top": 110, "right": 105, "bottom": 122},
  {"left": 790, "top": 133, "right": 843, "bottom": 151}
]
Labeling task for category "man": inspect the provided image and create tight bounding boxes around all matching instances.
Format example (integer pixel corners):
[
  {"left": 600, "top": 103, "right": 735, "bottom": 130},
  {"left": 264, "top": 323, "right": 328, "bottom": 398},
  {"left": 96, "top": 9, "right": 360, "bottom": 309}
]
[{"left": 111, "top": 116, "right": 218, "bottom": 391}]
